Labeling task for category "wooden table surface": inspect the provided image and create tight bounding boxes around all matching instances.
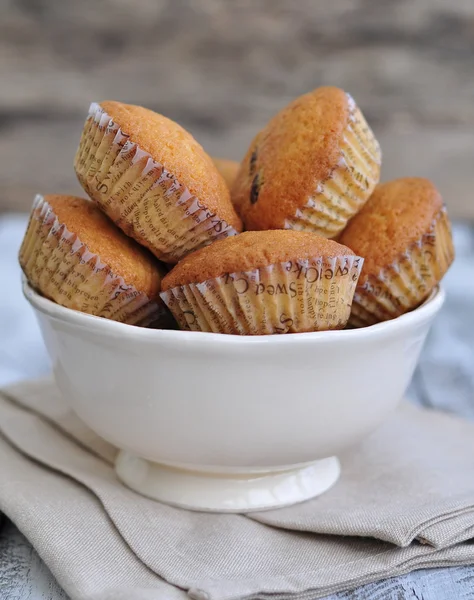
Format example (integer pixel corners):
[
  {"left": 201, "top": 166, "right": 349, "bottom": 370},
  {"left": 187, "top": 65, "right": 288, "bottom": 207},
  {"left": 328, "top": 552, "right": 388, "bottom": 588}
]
[{"left": 1, "top": 215, "right": 473, "bottom": 598}]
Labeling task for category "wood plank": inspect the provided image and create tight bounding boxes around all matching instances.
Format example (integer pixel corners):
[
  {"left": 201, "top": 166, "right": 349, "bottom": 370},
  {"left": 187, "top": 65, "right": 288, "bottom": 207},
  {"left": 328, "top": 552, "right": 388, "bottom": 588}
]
[
  {"left": 0, "top": 519, "right": 68, "bottom": 600},
  {"left": 1, "top": 0, "right": 474, "bottom": 219}
]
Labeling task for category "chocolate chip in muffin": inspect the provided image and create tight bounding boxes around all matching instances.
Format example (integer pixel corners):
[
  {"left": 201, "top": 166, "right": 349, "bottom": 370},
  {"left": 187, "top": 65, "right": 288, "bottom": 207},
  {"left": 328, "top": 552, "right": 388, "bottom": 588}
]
[
  {"left": 249, "top": 147, "right": 258, "bottom": 176},
  {"left": 250, "top": 172, "right": 262, "bottom": 204}
]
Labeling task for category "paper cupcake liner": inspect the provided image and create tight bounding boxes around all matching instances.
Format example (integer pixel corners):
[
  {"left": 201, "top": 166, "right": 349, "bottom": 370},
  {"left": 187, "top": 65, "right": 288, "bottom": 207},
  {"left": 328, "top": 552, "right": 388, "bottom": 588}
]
[
  {"left": 160, "top": 255, "right": 364, "bottom": 335},
  {"left": 74, "top": 103, "right": 239, "bottom": 264},
  {"left": 19, "top": 195, "right": 171, "bottom": 327},
  {"left": 285, "top": 94, "right": 381, "bottom": 238},
  {"left": 349, "top": 207, "right": 454, "bottom": 327}
]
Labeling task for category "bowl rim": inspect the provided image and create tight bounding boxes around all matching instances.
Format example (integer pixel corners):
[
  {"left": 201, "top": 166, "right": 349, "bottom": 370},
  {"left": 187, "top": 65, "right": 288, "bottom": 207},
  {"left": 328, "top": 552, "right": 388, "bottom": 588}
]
[{"left": 22, "top": 275, "right": 445, "bottom": 346}]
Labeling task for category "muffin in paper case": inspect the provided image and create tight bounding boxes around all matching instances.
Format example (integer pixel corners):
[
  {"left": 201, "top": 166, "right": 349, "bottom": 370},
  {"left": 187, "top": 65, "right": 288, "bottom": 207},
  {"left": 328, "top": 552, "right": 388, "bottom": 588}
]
[
  {"left": 19, "top": 194, "right": 173, "bottom": 328},
  {"left": 339, "top": 178, "right": 455, "bottom": 327},
  {"left": 74, "top": 101, "right": 242, "bottom": 264},
  {"left": 160, "top": 231, "right": 364, "bottom": 335},
  {"left": 231, "top": 87, "right": 381, "bottom": 238},
  {"left": 349, "top": 208, "right": 454, "bottom": 327}
]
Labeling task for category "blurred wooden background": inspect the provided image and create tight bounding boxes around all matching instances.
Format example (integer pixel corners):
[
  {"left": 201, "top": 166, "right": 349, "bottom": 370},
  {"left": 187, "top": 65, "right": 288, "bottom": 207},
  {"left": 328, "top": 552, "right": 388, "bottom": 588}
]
[{"left": 1, "top": 0, "right": 473, "bottom": 219}]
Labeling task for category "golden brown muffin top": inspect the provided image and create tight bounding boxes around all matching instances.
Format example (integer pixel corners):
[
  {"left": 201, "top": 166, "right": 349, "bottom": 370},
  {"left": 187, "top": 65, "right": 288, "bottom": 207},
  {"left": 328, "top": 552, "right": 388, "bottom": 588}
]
[
  {"left": 100, "top": 101, "right": 242, "bottom": 232},
  {"left": 46, "top": 195, "right": 164, "bottom": 299},
  {"left": 162, "top": 230, "right": 355, "bottom": 289},
  {"left": 212, "top": 157, "right": 240, "bottom": 190},
  {"left": 231, "top": 87, "right": 350, "bottom": 230},
  {"left": 339, "top": 178, "right": 444, "bottom": 283}
]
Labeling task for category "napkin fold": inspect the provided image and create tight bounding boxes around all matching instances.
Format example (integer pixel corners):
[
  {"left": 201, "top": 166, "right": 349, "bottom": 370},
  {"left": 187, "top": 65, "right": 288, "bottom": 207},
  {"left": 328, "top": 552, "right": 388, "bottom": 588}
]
[{"left": 1, "top": 378, "right": 474, "bottom": 600}]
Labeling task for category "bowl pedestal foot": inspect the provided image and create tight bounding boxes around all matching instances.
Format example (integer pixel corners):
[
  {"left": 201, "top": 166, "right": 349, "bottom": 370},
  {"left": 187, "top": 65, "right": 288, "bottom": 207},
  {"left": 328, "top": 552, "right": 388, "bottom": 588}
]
[{"left": 115, "top": 451, "right": 340, "bottom": 512}]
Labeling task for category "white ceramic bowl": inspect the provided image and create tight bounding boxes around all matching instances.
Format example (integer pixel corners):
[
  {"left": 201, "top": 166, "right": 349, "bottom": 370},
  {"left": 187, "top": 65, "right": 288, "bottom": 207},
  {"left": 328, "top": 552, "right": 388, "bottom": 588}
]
[{"left": 23, "top": 278, "right": 444, "bottom": 512}]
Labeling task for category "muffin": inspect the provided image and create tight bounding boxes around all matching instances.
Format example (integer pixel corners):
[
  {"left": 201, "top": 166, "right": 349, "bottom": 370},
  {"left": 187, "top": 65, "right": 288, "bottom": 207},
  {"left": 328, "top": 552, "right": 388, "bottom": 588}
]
[
  {"left": 74, "top": 101, "right": 242, "bottom": 264},
  {"left": 339, "top": 178, "right": 454, "bottom": 327},
  {"left": 19, "top": 194, "right": 172, "bottom": 327},
  {"left": 231, "top": 87, "right": 381, "bottom": 238},
  {"left": 160, "top": 230, "right": 363, "bottom": 335},
  {"left": 212, "top": 157, "right": 239, "bottom": 190}
]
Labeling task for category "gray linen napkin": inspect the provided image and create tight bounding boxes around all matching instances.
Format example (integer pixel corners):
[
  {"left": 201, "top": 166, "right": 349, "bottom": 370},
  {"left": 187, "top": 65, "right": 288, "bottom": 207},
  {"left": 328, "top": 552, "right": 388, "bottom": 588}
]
[{"left": 1, "top": 379, "right": 474, "bottom": 600}]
